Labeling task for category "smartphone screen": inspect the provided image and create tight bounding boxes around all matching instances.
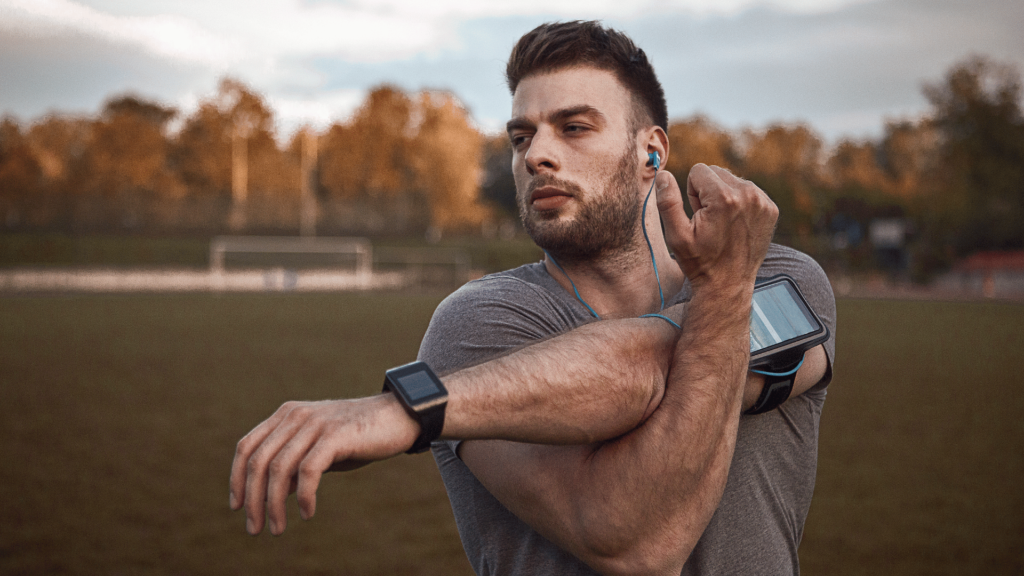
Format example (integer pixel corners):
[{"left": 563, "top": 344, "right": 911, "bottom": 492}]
[{"left": 749, "top": 276, "right": 827, "bottom": 365}]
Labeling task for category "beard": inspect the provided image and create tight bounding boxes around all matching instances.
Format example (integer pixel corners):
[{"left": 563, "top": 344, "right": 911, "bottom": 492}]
[{"left": 518, "top": 145, "right": 642, "bottom": 264}]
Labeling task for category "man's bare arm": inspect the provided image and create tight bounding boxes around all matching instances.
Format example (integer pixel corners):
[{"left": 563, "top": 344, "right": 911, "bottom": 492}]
[{"left": 230, "top": 306, "right": 682, "bottom": 535}]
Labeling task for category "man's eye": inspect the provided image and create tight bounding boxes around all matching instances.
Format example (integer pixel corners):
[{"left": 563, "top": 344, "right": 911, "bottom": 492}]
[
  {"left": 564, "top": 124, "right": 587, "bottom": 134},
  {"left": 511, "top": 134, "right": 530, "bottom": 147}
]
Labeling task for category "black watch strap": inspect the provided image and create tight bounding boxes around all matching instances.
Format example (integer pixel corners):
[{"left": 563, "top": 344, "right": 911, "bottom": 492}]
[
  {"left": 745, "top": 357, "right": 802, "bottom": 415},
  {"left": 383, "top": 361, "right": 448, "bottom": 454}
]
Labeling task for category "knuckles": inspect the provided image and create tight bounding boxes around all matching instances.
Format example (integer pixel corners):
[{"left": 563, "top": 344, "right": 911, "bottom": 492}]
[
  {"left": 268, "top": 457, "right": 291, "bottom": 477},
  {"left": 246, "top": 456, "right": 264, "bottom": 476},
  {"left": 235, "top": 435, "right": 255, "bottom": 457},
  {"left": 298, "top": 459, "right": 322, "bottom": 478}
]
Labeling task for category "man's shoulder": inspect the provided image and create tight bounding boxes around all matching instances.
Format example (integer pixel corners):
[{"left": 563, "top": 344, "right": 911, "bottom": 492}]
[
  {"left": 760, "top": 244, "right": 831, "bottom": 294},
  {"left": 437, "top": 262, "right": 551, "bottom": 310},
  {"left": 761, "top": 243, "right": 824, "bottom": 276},
  {"left": 418, "top": 261, "right": 581, "bottom": 371}
]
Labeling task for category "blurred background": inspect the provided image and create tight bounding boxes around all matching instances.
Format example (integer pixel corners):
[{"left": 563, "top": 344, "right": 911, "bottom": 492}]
[{"left": 1, "top": 0, "right": 1022, "bottom": 574}]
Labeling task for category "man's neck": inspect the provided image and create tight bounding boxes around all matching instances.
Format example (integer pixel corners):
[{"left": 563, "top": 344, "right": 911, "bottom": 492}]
[{"left": 543, "top": 234, "right": 684, "bottom": 320}]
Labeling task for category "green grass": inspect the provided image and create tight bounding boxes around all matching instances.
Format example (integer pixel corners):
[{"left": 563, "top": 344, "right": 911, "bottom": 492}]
[
  {"left": 801, "top": 299, "right": 1024, "bottom": 575},
  {"left": 0, "top": 233, "right": 212, "bottom": 268},
  {"left": 0, "top": 294, "right": 1021, "bottom": 574},
  {"left": 0, "top": 292, "right": 471, "bottom": 575}
]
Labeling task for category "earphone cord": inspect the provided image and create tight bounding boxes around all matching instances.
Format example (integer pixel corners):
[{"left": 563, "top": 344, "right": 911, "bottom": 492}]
[
  {"left": 750, "top": 356, "right": 804, "bottom": 377},
  {"left": 545, "top": 162, "right": 681, "bottom": 330}
]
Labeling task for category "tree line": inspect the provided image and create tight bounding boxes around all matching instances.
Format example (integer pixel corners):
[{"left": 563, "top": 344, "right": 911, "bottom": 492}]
[
  {"left": 1, "top": 56, "right": 1022, "bottom": 279},
  {"left": 0, "top": 79, "right": 487, "bottom": 238}
]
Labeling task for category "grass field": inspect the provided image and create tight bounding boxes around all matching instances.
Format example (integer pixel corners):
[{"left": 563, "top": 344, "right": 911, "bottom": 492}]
[{"left": 1, "top": 293, "right": 1022, "bottom": 575}]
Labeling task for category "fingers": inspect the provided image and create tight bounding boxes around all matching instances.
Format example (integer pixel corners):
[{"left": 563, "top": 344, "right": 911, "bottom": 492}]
[
  {"left": 242, "top": 403, "right": 321, "bottom": 535},
  {"left": 229, "top": 394, "right": 415, "bottom": 537},
  {"left": 230, "top": 403, "right": 293, "bottom": 511},
  {"left": 263, "top": 424, "right": 325, "bottom": 535},
  {"left": 686, "top": 163, "right": 739, "bottom": 212},
  {"left": 295, "top": 442, "right": 342, "bottom": 522},
  {"left": 676, "top": 163, "right": 780, "bottom": 285},
  {"left": 232, "top": 401, "right": 333, "bottom": 536},
  {"left": 654, "top": 171, "right": 695, "bottom": 258}
]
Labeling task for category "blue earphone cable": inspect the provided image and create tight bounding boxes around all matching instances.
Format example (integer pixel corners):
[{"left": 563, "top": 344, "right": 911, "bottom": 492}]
[
  {"left": 750, "top": 357, "right": 804, "bottom": 377},
  {"left": 544, "top": 249, "right": 602, "bottom": 320},
  {"left": 641, "top": 166, "right": 667, "bottom": 312},
  {"left": 544, "top": 152, "right": 681, "bottom": 330}
]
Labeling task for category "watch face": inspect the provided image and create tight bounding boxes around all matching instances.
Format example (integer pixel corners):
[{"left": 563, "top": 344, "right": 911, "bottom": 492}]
[
  {"left": 396, "top": 371, "right": 442, "bottom": 402},
  {"left": 386, "top": 362, "right": 447, "bottom": 406}
]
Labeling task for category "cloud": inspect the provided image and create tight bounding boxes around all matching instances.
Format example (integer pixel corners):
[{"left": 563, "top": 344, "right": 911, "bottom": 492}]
[
  {"left": 1, "top": 0, "right": 873, "bottom": 69},
  {"left": 268, "top": 89, "right": 366, "bottom": 133},
  {"left": 319, "top": 0, "right": 870, "bottom": 19},
  {"left": 2, "top": 0, "right": 1021, "bottom": 142},
  {"left": 0, "top": 0, "right": 241, "bottom": 66}
]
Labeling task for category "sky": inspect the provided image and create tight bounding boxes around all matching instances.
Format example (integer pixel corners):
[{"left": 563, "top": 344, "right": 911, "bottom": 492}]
[{"left": 1, "top": 0, "right": 1022, "bottom": 143}]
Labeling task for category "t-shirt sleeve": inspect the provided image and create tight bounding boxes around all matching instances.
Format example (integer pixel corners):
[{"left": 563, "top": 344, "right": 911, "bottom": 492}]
[
  {"left": 417, "top": 273, "right": 585, "bottom": 453},
  {"left": 417, "top": 274, "right": 582, "bottom": 374}
]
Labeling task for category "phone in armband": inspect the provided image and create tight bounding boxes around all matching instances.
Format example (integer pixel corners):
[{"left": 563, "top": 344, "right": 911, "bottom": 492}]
[{"left": 749, "top": 274, "right": 829, "bottom": 370}]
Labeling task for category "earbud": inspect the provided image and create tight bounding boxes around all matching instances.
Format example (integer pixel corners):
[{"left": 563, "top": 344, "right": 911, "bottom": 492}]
[{"left": 647, "top": 151, "right": 660, "bottom": 171}]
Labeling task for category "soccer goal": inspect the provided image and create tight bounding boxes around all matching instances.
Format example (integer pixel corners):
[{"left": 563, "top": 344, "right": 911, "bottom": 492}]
[{"left": 209, "top": 236, "right": 373, "bottom": 275}]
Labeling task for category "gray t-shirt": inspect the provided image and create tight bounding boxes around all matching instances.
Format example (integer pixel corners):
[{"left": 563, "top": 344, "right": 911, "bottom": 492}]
[{"left": 418, "top": 244, "right": 837, "bottom": 576}]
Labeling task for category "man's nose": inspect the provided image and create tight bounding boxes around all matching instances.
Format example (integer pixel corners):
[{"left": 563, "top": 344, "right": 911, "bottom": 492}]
[{"left": 525, "top": 129, "right": 559, "bottom": 176}]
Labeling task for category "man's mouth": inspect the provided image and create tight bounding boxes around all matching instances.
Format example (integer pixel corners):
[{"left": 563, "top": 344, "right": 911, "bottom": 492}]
[{"left": 530, "top": 186, "right": 573, "bottom": 211}]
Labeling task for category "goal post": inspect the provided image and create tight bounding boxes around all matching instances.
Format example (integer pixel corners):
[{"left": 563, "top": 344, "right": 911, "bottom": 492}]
[{"left": 209, "top": 236, "right": 373, "bottom": 275}]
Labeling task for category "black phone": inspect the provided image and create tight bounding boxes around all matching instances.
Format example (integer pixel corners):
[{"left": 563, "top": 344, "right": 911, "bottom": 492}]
[{"left": 749, "top": 274, "right": 829, "bottom": 369}]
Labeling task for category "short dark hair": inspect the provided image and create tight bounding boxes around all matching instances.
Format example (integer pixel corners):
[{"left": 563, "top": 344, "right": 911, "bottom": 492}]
[{"left": 506, "top": 21, "right": 668, "bottom": 132}]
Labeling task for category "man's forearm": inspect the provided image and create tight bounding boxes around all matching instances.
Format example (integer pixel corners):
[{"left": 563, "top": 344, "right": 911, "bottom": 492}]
[
  {"left": 434, "top": 298, "right": 826, "bottom": 448},
  {"left": 438, "top": 307, "right": 683, "bottom": 446}
]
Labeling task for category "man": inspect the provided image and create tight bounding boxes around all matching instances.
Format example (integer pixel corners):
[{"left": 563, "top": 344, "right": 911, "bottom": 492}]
[{"left": 230, "top": 21, "right": 835, "bottom": 576}]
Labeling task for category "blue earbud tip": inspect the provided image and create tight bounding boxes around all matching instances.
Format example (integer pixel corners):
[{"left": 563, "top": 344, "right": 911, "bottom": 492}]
[{"left": 649, "top": 151, "right": 660, "bottom": 170}]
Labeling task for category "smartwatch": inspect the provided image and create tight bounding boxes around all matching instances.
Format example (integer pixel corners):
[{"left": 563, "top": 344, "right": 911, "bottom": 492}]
[
  {"left": 745, "top": 355, "right": 803, "bottom": 415},
  {"left": 382, "top": 361, "right": 448, "bottom": 453}
]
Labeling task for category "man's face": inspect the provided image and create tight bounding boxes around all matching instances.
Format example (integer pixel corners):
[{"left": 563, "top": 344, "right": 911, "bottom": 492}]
[{"left": 507, "top": 66, "right": 646, "bottom": 262}]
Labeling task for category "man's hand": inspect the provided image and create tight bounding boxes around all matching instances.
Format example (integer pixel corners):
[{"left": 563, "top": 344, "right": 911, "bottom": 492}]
[
  {"left": 229, "top": 394, "right": 419, "bottom": 536},
  {"left": 655, "top": 163, "right": 778, "bottom": 288}
]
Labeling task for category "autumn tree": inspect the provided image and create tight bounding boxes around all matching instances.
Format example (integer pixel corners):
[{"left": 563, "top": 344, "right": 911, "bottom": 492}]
[
  {"left": 479, "top": 135, "right": 516, "bottom": 217},
  {"left": 0, "top": 117, "right": 44, "bottom": 228},
  {"left": 410, "top": 91, "right": 488, "bottom": 232},
  {"left": 740, "top": 123, "right": 824, "bottom": 243},
  {"left": 665, "top": 115, "right": 740, "bottom": 189},
  {"left": 878, "top": 119, "right": 940, "bottom": 199},
  {"left": 319, "top": 86, "right": 415, "bottom": 201},
  {"left": 924, "top": 55, "right": 1024, "bottom": 254},
  {"left": 78, "top": 95, "right": 181, "bottom": 198}
]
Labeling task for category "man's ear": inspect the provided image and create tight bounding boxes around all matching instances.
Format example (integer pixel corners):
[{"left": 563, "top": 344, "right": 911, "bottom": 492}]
[{"left": 642, "top": 126, "right": 669, "bottom": 174}]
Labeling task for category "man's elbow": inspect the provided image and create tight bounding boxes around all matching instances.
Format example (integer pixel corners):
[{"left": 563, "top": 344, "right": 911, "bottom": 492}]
[
  {"left": 579, "top": 538, "right": 691, "bottom": 576},
  {"left": 574, "top": 520, "right": 696, "bottom": 576},
  {"left": 605, "top": 326, "right": 672, "bottom": 426}
]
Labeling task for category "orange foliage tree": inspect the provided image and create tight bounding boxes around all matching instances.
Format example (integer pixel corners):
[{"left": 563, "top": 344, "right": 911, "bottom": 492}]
[
  {"left": 319, "top": 86, "right": 415, "bottom": 201},
  {"left": 0, "top": 118, "right": 45, "bottom": 227},
  {"left": 79, "top": 96, "right": 183, "bottom": 201},
  {"left": 410, "top": 91, "right": 489, "bottom": 232},
  {"left": 740, "top": 123, "right": 824, "bottom": 242}
]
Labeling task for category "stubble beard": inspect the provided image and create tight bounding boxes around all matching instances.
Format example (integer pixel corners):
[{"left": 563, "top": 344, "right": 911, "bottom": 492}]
[{"left": 519, "top": 145, "right": 642, "bottom": 265}]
